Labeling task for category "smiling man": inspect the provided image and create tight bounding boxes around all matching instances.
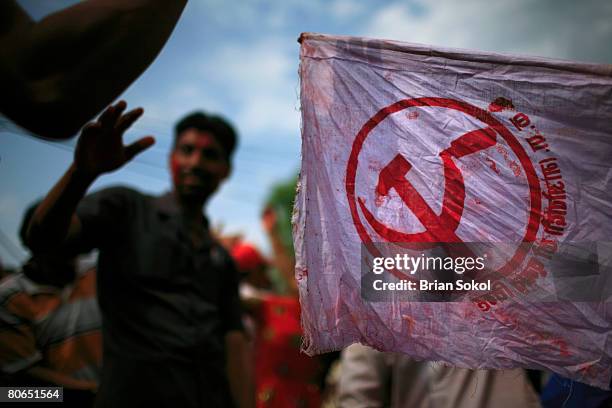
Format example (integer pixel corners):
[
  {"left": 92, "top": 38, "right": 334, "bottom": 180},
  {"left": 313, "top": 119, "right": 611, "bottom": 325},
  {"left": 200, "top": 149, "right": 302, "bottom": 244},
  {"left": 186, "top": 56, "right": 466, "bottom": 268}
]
[{"left": 26, "top": 102, "right": 253, "bottom": 408}]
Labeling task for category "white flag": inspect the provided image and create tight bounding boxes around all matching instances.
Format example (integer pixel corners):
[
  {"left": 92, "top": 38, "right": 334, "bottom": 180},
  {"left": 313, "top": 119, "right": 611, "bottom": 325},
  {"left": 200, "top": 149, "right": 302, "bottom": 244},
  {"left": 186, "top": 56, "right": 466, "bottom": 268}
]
[{"left": 296, "top": 33, "right": 612, "bottom": 388}]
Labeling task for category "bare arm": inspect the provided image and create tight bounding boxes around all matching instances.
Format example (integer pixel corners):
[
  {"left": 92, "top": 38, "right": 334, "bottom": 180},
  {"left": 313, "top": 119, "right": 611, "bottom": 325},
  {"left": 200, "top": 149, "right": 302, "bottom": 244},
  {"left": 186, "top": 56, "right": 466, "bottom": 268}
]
[
  {"left": 25, "top": 366, "right": 97, "bottom": 391},
  {"left": 262, "top": 207, "right": 298, "bottom": 295},
  {"left": 0, "top": 0, "right": 187, "bottom": 139},
  {"left": 225, "top": 330, "right": 255, "bottom": 408},
  {"left": 27, "top": 101, "right": 154, "bottom": 252}
]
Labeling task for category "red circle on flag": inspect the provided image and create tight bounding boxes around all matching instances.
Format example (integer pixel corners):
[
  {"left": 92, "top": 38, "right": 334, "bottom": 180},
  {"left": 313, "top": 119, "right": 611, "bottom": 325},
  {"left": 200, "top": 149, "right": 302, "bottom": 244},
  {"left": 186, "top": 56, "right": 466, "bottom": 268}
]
[{"left": 345, "top": 97, "right": 541, "bottom": 276}]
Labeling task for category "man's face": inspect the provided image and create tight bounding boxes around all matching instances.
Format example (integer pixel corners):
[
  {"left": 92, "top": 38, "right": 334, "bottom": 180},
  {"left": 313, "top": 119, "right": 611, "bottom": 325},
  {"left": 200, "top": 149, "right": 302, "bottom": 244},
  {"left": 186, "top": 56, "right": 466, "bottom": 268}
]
[{"left": 170, "top": 129, "right": 230, "bottom": 201}]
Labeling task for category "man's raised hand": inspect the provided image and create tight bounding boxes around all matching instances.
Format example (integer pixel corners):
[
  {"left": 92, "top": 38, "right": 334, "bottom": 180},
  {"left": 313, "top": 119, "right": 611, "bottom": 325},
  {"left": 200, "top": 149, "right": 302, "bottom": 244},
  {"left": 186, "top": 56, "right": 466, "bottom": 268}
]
[{"left": 74, "top": 101, "right": 155, "bottom": 178}]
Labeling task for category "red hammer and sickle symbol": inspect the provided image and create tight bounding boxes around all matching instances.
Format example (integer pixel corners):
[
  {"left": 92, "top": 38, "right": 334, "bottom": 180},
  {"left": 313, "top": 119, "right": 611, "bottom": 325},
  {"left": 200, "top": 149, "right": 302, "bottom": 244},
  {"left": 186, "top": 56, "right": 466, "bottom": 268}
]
[
  {"left": 359, "top": 127, "right": 497, "bottom": 245},
  {"left": 347, "top": 98, "right": 542, "bottom": 279}
]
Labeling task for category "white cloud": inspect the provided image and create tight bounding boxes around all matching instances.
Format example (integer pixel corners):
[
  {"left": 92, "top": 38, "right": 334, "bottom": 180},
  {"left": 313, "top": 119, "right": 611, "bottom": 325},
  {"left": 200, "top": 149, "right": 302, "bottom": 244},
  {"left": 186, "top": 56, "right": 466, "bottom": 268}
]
[
  {"left": 189, "top": 0, "right": 327, "bottom": 31},
  {"left": 197, "top": 38, "right": 301, "bottom": 136},
  {"left": 204, "top": 41, "right": 293, "bottom": 85},
  {"left": 140, "top": 84, "right": 226, "bottom": 128},
  {"left": 364, "top": 0, "right": 612, "bottom": 63},
  {"left": 0, "top": 196, "right": 19, "bottom": 218},
  {"left": 331, "top": 0, "right": 365, "bottom": 20}
]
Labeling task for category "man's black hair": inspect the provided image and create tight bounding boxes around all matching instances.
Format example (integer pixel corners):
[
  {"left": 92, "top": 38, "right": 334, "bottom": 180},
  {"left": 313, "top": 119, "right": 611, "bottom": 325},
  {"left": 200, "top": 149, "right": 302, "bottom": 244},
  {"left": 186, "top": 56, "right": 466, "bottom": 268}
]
[{"left": 174, "top": 111, "right": 238, "bottom": 161}]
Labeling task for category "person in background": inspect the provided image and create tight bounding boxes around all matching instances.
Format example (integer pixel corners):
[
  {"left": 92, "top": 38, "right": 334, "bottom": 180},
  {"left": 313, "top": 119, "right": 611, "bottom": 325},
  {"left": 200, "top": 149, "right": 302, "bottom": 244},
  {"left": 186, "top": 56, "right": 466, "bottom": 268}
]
[
  {"left": 233, "top": 241, "right": 273, "bottom": 305},
  {"left": 26, "top": 102, "right": 253, "bottom": 407},
  {"left": 0, "top": 202, "right": 102, "bottom": 407},
  {"left": 0, "top": 0, "right": 187, "bottom": 139},
  {"left": 229, "top": 207, "right": 323, "bottom": 408},
  {"left": 338, "top": 343, "right": 541, "bottom": 408},
  {"left": 540, "top": 373, "right": 611, "bottom": 408},
  {"left": 262, "top": 177, "right": 342, "bottom": 403}
]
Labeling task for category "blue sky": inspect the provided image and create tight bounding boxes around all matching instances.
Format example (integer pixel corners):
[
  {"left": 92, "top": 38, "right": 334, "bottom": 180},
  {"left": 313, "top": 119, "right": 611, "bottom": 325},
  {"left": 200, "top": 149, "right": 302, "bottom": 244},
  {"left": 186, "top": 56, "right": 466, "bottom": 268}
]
[{"left": 1, "top": 0, "right": 611, "bottom": 267}]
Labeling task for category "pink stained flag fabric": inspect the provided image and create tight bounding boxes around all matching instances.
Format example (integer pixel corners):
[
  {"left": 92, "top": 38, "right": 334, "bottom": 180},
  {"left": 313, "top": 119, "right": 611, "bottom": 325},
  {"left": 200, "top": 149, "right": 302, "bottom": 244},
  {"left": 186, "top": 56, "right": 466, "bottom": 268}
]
[{"left": 295, "top": 33, "right": 612, "bottom": 389}]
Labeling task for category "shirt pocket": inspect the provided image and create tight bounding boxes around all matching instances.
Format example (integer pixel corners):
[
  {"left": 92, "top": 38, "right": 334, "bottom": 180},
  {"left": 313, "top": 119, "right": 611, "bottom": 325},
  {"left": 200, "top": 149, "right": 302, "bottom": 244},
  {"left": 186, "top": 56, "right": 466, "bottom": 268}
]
[{"left": 133, "top": 229, "right": 188, "bottom": 286}]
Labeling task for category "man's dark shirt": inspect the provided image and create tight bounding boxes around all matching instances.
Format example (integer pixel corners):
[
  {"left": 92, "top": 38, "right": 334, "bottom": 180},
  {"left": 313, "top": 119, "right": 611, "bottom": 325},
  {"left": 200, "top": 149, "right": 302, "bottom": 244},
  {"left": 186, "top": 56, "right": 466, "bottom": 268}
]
[{"left": 73, "top": 187, "right": 243, "bottom": 408}]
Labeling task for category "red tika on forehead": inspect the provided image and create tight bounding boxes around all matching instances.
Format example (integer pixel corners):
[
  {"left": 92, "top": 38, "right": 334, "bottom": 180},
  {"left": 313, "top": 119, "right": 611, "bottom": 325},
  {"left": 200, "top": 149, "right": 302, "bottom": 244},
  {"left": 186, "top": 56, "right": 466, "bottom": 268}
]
[
  {"left": 169, "top": 156, "right": 181, "bottom": 184},
  {"left": 192, "top": 133, "right": 219, "bottom": 149},
  {"left": 177, "top": 130, "right": 222, "bottom": 149}
]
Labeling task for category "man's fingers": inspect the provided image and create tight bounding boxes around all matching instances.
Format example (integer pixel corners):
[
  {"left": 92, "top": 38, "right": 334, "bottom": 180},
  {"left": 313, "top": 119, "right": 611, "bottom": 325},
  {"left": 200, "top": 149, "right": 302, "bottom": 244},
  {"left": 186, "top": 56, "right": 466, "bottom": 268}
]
[
  {"left": 81, "top": 121, "right": 102, "bottom": 136},
  {"left": 97, "top": 105, "right": 115, "bottom": 126},
  {"left": 101, "top": 101, "right": 127, "bottom": 131},
  {"left": 124, "top": 136, "right": 156, "bottom": 161},
  {"left": 116, "top": 108, "right": 144, "bottom": 133},
  {"left": 108, "top": 101, "right": 127, "bottom": 128}
]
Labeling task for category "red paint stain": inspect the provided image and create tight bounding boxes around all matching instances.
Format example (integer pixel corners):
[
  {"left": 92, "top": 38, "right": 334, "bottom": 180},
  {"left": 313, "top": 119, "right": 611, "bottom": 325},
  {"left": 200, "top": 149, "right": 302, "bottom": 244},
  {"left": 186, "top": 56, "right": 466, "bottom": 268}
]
[
  {"left": 170, "top": 156, "right": 180, "bottom": 185},
  {"left": 509, "top": 161, "right": 522, "bottom": 177},
  {"left": 402, "top": 315, "right": 415, "bottom": 333},
  {"left": 374, "top": 194, "right": 385, "bottom": 207},
  {"left": 488, "top": 97, "right": 515, "bottom": 112},
  {"left": 484, "top": 157, "right": 501, "bottom": 175},
  {"left": 406, "top": 111, "right": 419, "bottom": 120}
]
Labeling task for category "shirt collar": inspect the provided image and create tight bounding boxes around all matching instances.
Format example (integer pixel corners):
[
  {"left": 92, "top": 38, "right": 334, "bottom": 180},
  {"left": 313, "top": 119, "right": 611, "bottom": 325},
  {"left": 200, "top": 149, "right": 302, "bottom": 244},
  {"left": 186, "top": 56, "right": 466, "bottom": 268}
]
[{"left": 153, "top": 191, "right": 210, "bottom": 228}]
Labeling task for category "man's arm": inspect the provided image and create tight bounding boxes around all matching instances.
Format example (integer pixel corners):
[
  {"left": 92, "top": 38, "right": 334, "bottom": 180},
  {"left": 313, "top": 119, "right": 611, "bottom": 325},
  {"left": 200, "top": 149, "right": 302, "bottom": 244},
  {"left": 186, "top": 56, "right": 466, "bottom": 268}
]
[
  {"left": 0, "top": 0, "right": 187, "bottom": 139},
  {"left": 27, "top": 101, "right": 154, "bottom": 252},
  {"left": 225, "top": 330, "right": 255, "bottom": 408},
  {"left": 262, "top": 206, "right": 298, "bottom": 295},
  {"left": 25, "top": 366, "right": 97, "bottom": 391}
]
